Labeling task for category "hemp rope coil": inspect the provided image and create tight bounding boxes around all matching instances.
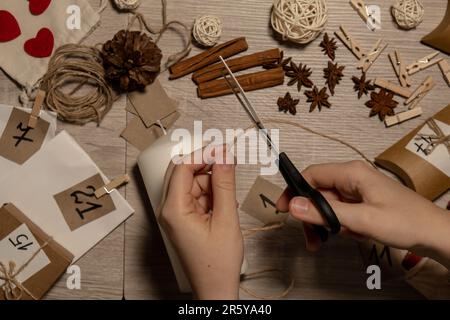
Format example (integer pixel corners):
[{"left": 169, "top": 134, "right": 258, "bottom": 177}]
[
  {"left": 192, "top": 15, "right": 223, "bottom": 47},
  {"left": 392, "top": 0, "right": 424, "bottom": 30},
  {"left": 40, "top": 44, "right": 114, "bottom": 125},
  {"left": 0, "top": 241, "right": 50, "bottom": 300},
  {"left": 271, "top": 0, "right": 328, "bottom": 44}
]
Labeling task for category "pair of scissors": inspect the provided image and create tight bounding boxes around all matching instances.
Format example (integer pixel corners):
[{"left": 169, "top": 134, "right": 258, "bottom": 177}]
[{"left": 219, "top": 56, "right": 341, "bottom": 241}]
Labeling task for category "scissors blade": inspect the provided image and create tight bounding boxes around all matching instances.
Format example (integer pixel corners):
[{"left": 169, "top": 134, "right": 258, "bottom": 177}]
[{"left": 219, "top": 56, "right": 279, "bottom": 155}]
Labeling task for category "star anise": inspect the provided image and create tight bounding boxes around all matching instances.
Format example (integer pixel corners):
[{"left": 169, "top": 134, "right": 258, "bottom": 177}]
[
  {"left": 352, "top": 73, "right": 375, "bottom": 99},
  {"left": 263, "top": 51, "right": 292, "bottom": 71},
  {"left": 365, "top": 89, "right": 399, "bottom": 121},
  {"left": 319, "top": 33, "right": 338, "bottom": 61},
  {"left": 304, "top": 86, "right": 331, "bottom": 112},
  {"left": 278, "top": 92, "right": 299, "bottom": 115},
  {"left": 286, "top": 62, "right": 313, "bottom": 92},
  {"left": 323, "top": 61, "right": 345, "bottom": 96}
]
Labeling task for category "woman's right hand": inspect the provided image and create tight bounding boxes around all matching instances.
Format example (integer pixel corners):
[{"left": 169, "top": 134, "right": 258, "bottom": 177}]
[{"left": 276, "top": 161, "right": 450, "bottom": 268}]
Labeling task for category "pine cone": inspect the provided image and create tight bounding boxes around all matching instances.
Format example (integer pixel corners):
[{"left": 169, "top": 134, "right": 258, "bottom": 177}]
[{"left": 102, "top": 30, "right": 162, "bottom": 92}]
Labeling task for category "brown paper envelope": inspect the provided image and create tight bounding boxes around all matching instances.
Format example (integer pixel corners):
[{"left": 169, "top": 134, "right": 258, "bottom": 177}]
[
  {"left": 375, "top": 105, "right": 450, "bottom": 201},
  {"left": 0, "top": 108, "right": 49, "bottom": 165},
  {"left": 128, "top": 80, "right": 178, "bottom": 128},
  {"left": 121, "top": 111, "right": 180, "bottom": 151},
  {"left": 0, "top": 203, "right": 73, "bottom": 300},
  {"left": 241, "top": 176, "right": 288, "bottom": 225},
  {"left": 53, "top": 174, "right": 116, "bottom": 232}
]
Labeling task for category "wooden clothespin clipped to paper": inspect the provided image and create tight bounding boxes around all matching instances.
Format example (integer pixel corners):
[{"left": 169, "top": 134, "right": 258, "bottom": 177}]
[
  {"left": 374, "top": 78, "right": 412, "bottom": 98},
  {"left": 95, "top": 174, "right": 130, "bottom": 199},
  {"left": 405, "top": 76, "right": 436, "bottom": 110},
  {"left": 335, "top": 26, "right": 386, "bottom": 73},
  {"left": 384, "top": 108, "right": 423, "bottom": 127},
  {"left": 388, "top": 50, "right": 411, "bottom": 87},
  {"left": 406, "top": 51, "right": 443, "bottom": 76},
  {"left": 439, "top": 59, "right": 450, "bottom": 86},
  {"left": 28, "top": 90, "right": 46, "bottom": 129}
]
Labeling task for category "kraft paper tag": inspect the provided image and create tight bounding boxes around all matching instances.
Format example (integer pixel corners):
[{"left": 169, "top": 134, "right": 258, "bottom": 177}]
[
  {"left": 127, "top": 80, "right": 178, "bottom": 128},
  {"left": 358, "top": 240, "right": 426, "bottom": 281},
  {"left": 0, "top": 108, "right": 49, "bottom": 165},
  {"left": 405, "top": 119, "right": 450, "bottom": 178},
  {"left": 0, "top": 223, "right": 51, "bottom": 287},
  {"left": 54, "top": 174, "right": 116, "bottom": 232},
  {"left": 121, "top": 111, "right": 180, "bottom": 151},
  {"left": 241, "top": 176, "right": 288, "bottom": 224}
]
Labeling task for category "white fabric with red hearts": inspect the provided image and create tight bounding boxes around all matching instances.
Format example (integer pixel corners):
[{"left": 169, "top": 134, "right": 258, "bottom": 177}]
[{"left": 0, "top": 0, "right": 99, "bottom": 88}]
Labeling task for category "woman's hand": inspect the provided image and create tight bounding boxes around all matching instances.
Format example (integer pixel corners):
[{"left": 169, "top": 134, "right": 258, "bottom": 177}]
[
  {"left": 277, "top": 161, "right": 450, "bottom": 268},
  {"left": 160, "top": 148, "right": 244, "bottom": 300}
]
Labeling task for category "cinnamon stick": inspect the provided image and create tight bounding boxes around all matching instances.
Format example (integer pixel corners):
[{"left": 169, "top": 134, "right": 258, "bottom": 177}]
[
  {"left": 192, "top": 48, "right": 281, "bottom": 84},
  {"left": 198, "top": 68, "right": 284, "bottom": 99},
  {"left": 169, "top": 37, "right": 249, "bottom": 80}
]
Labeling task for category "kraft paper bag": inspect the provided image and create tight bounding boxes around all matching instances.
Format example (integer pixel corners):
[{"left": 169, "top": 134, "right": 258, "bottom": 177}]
[
  {"left": 0, "top": 0, "right": 99, "bottom": 87},
  {"left": 0, "top": 131, "right": 134, "bottom": 261},
  {"left": 0, "top": 203, "right": 73, "bottom": 300},
  {"left": 0, "top": 104, "right": 57, "bottom": 180}
]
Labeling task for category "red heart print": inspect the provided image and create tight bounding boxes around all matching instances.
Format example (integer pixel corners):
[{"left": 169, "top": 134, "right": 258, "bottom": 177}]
[
  {"left": 29, "top": 0, "right": 52, "bottom": 16},
  {"left": 24, "top": 28, "right": 54, "bottom": 58},
  {"left": 0, "top": 10, "right": 21, "bottom": 42}
]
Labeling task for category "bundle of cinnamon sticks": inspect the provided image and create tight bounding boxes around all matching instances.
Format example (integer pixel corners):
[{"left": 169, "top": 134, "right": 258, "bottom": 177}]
[{"left": 169, "top": 37, "right": 285, "bottom": 99}]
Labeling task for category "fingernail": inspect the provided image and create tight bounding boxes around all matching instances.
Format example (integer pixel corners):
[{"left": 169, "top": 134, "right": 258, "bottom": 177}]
[{"left": 292, "top": 197, "right": 309, "bottom": 214}]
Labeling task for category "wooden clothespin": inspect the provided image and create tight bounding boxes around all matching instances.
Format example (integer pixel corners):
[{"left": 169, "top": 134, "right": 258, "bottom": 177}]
[
  {"left": 335, "top": 26, "right": 386, "bottom": 73},
  {"left": 374, "top": 78, "right": 412, "bottom": 98},
  {"left": 438, "top": 59, "right": 450, "bottom": 86},
  {"left": 388, "top": 50, "right": 411, "bottom": 87},
  {"left": 95, "top": 174, "right": 130, "bottom": 199},
  {"left": 384, "top": 108, "right": 423, "bottom": 127},
  {"left": 350, "top": 0, "right": 369, "bottom": 24},
  {"left": 357, "top": 39, "right": 388, "bottom": 73},
  {"left": 335, "top": 26, "right": 365, "bottom": 60},
  {"left": 28, "top": 90, "right": 46, "bottom": 129},
  {"left": 406, "top": 51, "right": 443, "bottom": 75},
  {"left": 405, "top": 76, "right": 436, "bottom": 110}
]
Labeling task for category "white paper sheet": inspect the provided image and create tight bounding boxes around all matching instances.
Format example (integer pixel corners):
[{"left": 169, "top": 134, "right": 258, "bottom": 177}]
[
  {"left": 0, "top": 224, "right": 51, "bottom": 287},
  {"left": 0, "top": 104, "right": 57, "bottom": 180},
  {"left": 406, "top": 120, "right": 450, "bottom": 177},
  {"left": 0, "top": 131, "right": 134, "bottom": 261}
]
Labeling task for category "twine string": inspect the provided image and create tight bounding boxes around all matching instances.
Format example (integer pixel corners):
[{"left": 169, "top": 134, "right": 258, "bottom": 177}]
[
  {"left": 0, "top": 241, "right": 50, "bottom": 300},
  {"left": 192, "top": 15, "right": 223, "bottom": 47},
  {"left": 41, "top": 44, "right": 115, "bottom": 125},
  {"left": 127, "top": 0, "right": 192, "bottom": 70},
  {"left": 416, "top": 118, "right": 450, "bottom": 156},
  {"left": 240, "top": 268, "right": 295, "bottom": 300}
]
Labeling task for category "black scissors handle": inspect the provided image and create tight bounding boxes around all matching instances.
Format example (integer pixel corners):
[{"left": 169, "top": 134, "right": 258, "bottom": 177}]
[{"left": 277, "top": 152, "right": 341, "bottom": 241}]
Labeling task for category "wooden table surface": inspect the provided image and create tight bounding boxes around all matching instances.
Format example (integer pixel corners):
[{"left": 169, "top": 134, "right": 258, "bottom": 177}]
[{"left": 0, "top": 0, "right": 449, "bottom": 300}]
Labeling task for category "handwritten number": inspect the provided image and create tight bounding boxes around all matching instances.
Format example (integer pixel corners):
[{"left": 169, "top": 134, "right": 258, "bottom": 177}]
[
  {"left": 369, "top": 245, "right": 393, "bottom": 267},
  {"left": 70, "top": 186, "right": 103, "bottom": 220},
  {"left": 259, "top": 194, "right": 280, "bottom": 214},
  {"left": 13, "top": 122, "right": 34, "bottom": 147},
  {"left": 9, "top": 234, "right": 33, "bottom": 251}
]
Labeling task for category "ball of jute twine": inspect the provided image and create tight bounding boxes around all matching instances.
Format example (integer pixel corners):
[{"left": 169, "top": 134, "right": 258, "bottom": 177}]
[
  {"left": 113, "top": 0, "right": 141, "bottom": 11},
  {"left": 192, "top": 15, "right": 223, "bottom": 47},
  {"left": 392, "top": 0, "right": 424, "bottom": 30},
  {"left": 271, "top": 0, "right": 328, "bottom": 44},
  {"left": 40, "top": 44, "right": 115, "bottom": 125}
]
